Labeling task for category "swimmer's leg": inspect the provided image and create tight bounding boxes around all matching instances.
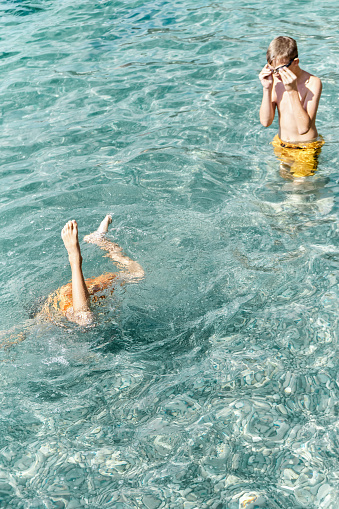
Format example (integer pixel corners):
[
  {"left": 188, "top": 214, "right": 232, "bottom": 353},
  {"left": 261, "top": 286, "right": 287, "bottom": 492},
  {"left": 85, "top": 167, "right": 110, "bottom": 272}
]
[
  {"left": 61, "top": 220, "right": 94, "bottom": 326},
  {"left": 84, "top": 215, "right": 144, "bottom": 281}
]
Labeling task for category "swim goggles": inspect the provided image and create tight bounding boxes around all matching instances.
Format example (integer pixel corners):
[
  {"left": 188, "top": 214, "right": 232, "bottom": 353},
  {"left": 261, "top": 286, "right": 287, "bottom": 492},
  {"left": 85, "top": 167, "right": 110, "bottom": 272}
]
[{"left": 271, "top": 56, "right": 297, "bottom": 74}]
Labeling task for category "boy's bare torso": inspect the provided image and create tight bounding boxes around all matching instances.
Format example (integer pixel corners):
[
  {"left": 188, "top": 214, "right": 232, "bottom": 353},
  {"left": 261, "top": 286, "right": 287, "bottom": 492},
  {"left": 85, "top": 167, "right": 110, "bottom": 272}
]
[{"left": 272, "top": 70, "right": 319, "bottom": 143}]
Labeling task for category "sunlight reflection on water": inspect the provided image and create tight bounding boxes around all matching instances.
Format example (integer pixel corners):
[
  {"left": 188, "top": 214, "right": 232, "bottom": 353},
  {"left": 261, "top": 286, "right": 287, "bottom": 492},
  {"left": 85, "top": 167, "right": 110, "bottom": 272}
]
[{"left": 0, "top": 0, "right": 338, "bottom": 507}]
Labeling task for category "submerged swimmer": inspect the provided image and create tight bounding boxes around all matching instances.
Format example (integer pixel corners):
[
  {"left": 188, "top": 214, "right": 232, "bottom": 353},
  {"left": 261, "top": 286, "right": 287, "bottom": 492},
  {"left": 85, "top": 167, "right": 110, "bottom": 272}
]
[
  {"left": 1, "top": 215, "right": 144, "bottom": 345},
  {"left": 39, "top": 214, "right": 144, "bottom": 326}
]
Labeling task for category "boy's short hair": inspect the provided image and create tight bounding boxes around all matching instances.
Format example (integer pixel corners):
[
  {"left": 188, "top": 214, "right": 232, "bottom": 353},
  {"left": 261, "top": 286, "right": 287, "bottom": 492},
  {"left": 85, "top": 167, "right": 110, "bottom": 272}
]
[{"left": 266, "top": 36, "right": 298, "bottom": 64}]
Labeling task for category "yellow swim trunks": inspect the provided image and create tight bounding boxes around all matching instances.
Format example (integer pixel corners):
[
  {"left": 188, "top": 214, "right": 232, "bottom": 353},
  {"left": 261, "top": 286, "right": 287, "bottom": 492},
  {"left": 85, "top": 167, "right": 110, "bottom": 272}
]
[
  {"left": 38, "top": 272, "right": 119, "bottom": 322},
  {"left": 272, "top": 134, "right": 325, "bottom": 178}
]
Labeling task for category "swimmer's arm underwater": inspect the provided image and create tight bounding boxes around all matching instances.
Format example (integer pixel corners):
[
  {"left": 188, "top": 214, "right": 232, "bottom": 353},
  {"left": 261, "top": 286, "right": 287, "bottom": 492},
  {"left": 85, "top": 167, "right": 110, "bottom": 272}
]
[{"left": 0, "top": 320, "right": 35, "bottom": 349}]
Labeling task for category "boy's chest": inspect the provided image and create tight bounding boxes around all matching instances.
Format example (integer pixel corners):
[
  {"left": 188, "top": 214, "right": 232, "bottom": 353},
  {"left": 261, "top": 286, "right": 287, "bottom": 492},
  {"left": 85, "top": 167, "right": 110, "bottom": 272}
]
[{"left": 275, "top": 82, "right": 309, "bottom": 109}]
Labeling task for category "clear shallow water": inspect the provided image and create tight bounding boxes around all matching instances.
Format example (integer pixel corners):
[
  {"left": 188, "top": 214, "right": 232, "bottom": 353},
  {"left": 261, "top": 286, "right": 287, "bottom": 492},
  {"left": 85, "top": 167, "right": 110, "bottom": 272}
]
[{"left": 0, "top": 0, "right": 338, "bottom": 507}]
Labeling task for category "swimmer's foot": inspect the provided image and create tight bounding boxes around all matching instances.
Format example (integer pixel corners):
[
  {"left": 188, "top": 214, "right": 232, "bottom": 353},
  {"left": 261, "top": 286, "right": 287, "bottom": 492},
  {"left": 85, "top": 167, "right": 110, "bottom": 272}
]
[
  {"left": 98, "top": 214, "right": 112, "bottom": 234},
  {"left": 84, "top": 214, "right": 112, "bottom": 244},
  {"left": 61, "top": 220, "right": 82, "bottom": 266}
]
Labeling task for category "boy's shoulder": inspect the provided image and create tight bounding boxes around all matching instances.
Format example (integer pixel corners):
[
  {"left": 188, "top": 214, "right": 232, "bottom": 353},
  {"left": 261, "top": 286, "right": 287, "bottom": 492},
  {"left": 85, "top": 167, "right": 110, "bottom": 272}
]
[{"left": 300, "top": 69, "right": 322, "bottom": 89}]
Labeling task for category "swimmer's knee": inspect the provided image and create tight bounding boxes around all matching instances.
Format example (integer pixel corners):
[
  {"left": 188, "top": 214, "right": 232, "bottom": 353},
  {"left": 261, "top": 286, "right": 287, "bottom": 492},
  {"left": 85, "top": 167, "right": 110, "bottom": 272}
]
[
  {"left": 66, "top": 309, "right": 94, "bottom": 327},
  {"left": 75, "top": 311, "right": 94, "bottom": 327}
]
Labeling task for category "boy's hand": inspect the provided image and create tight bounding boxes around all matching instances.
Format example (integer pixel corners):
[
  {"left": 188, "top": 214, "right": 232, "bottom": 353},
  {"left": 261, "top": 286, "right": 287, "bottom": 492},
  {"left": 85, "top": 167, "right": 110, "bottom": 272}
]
[
  {"left": 278, "top": 67, "right": 298, "bottom": 92},
  {"left": 259, "top": 65, "right": 273, "bottom": 89}
]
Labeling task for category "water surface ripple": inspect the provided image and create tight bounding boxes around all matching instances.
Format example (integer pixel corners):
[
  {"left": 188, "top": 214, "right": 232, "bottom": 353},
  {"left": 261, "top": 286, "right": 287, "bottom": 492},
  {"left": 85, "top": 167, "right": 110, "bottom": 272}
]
[{"left": 0, "top": 0, "right": 338, "bottom": 508}]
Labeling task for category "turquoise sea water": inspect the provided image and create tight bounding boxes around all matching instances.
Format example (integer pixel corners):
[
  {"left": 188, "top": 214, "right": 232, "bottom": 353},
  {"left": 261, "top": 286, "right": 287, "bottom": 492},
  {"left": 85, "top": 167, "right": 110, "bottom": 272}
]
[{"left": 0, "top": 0, "right": 338, "bottom": 507}]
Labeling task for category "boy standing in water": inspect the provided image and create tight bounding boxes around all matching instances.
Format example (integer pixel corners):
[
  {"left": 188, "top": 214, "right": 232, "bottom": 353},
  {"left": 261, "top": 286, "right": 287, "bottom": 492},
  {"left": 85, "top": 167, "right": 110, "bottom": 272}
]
[{"left": 259, "top": 36, "right": 324, "bottom": 177}]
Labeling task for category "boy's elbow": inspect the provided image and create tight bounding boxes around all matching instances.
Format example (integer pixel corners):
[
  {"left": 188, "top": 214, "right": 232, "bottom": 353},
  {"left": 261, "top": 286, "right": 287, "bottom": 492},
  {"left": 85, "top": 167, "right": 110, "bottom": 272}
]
[{"left": 260, "top": 118, "right": 273, "bottom": 127}]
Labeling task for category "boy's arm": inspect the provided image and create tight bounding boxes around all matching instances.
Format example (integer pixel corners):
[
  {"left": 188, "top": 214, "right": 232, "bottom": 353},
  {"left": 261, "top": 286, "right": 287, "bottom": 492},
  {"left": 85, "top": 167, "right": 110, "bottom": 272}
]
[
  {"left": 279, "top": 68, "right": 322, "bottom": 135},
  {"left": 259, "top": 65, "right": 276, "bottom": 126}
]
